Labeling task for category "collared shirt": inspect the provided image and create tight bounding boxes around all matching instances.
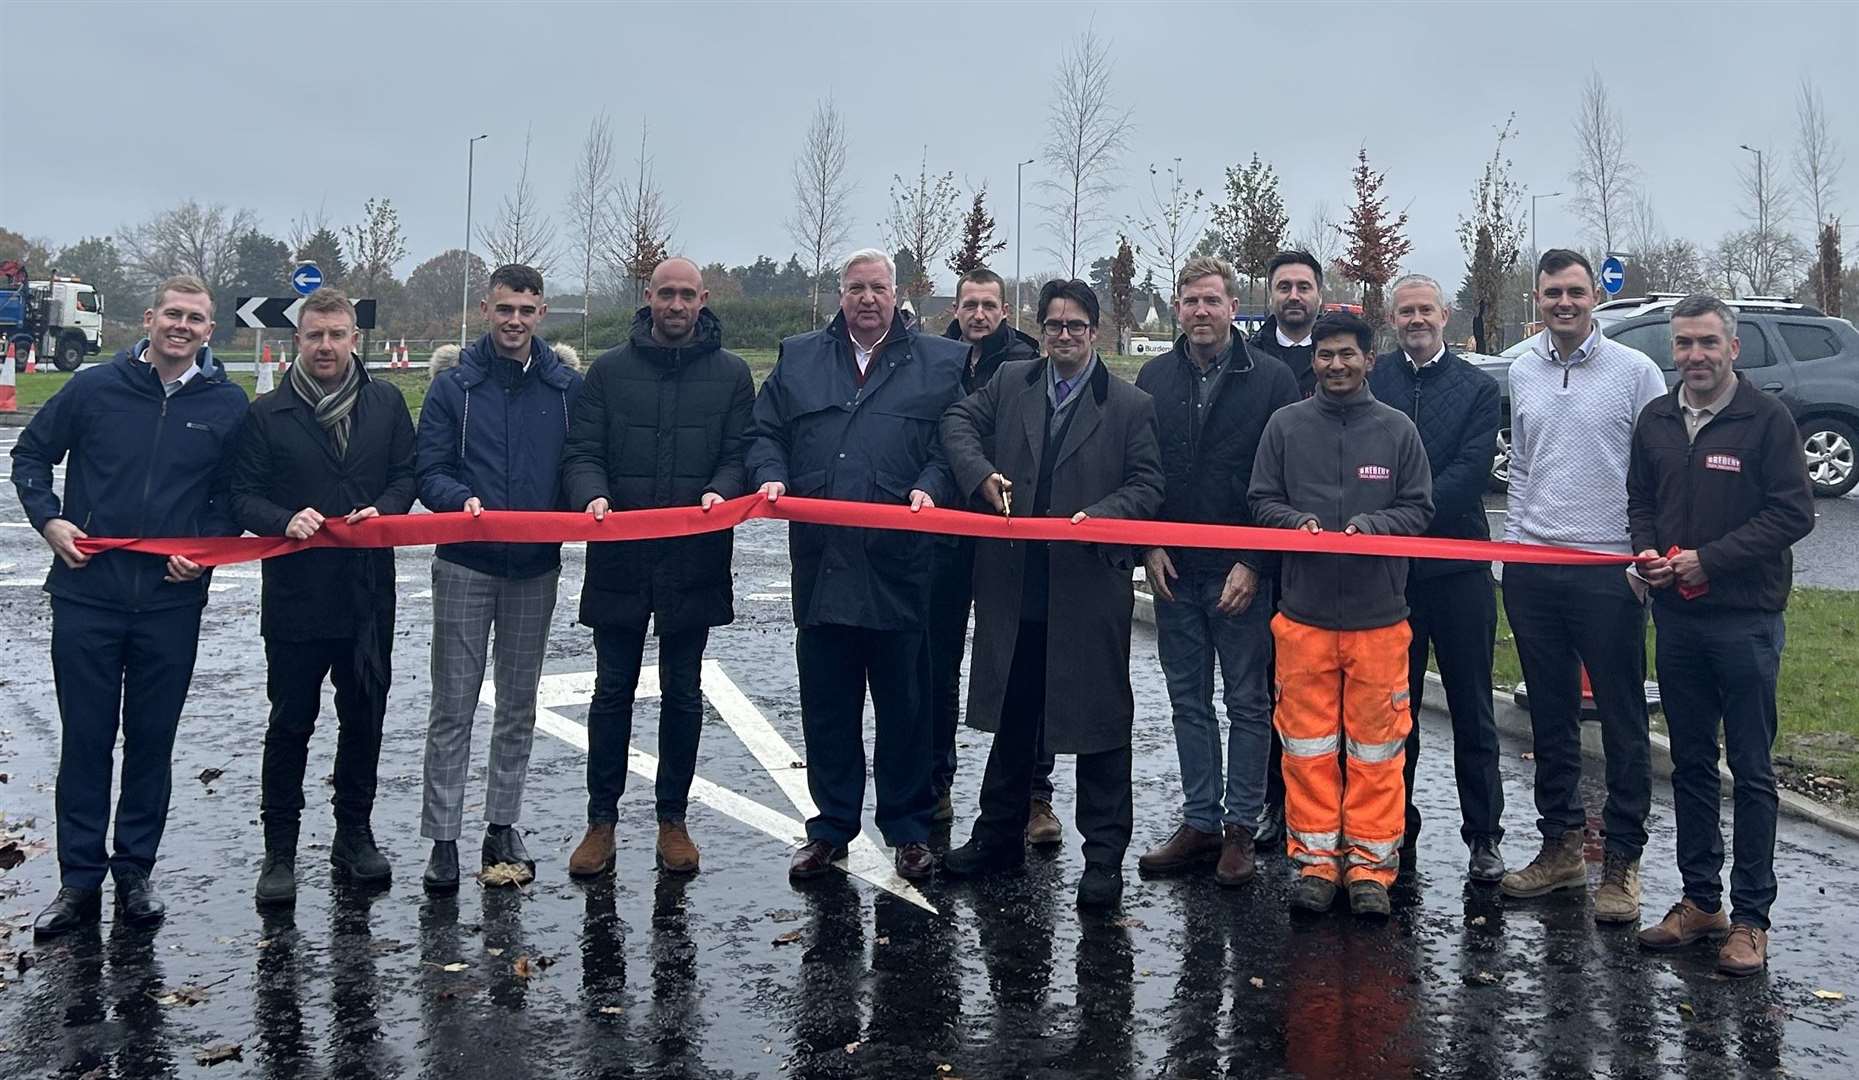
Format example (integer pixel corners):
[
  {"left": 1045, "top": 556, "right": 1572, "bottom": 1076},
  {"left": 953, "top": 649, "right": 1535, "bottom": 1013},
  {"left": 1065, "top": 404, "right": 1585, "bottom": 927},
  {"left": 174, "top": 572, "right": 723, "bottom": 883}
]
[
  {"left": 1184, "top": 342, "right": 1229, "bottom": 448},
  {"left": 138, "top": 349, "right": 200, "bottom": 397},
  {"left": 851, "top": 331, "right": 887, "bottom": 376},
  {"left": 1406, "top": 345, "right": 1446, "bottom": 372},
  {"left": 1680, "top": 377, "right": 1738, "bottom": 443},
  {"left": 1276, "top": 327, "right": 1313, "bottom": 349},
  {"left": 1048, "top": 354, "right": 1096, "bottom": 414},
  {"left": 1547, "top": 324, "right": 1602, "bottom": 366}
]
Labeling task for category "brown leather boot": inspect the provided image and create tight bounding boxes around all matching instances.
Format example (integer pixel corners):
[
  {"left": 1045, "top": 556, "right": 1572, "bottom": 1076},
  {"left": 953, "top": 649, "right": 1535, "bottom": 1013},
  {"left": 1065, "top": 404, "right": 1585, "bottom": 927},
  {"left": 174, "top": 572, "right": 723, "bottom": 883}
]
[
  {"left": 1637, "top": 898, "right": 1730, "bottom": 951},
  {"left": 1215, "top": 824, "right": 1256, "bottom": 886},
  {"left": 1137, "top": 823, "right": 1223, "bottom": 874},
  {"left": 1593, "top": 851, "right": 1641, "bottom": 924},
  {"left": 1026, "top": 799, "right": 1063, "bottom": 846},
  {"left": 568, "top": 823, "right": 616, "bottom": 878},
  {"left": 1717, "top": 925, "right": 1768, "bottom": 977},
  {"left": 656, "top": 821, "right": 700, "bottom": 874}
]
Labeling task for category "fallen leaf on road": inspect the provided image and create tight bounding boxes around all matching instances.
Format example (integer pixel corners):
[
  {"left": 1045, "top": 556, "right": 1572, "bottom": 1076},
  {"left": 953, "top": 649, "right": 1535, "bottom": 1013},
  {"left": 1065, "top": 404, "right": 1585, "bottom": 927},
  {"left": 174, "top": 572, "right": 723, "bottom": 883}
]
[
  {"left": 874, "top": 936, "right": 889, "bottom": 946},
  {"left": 1114, "top": 916, "right": 1146, "bottom": 930},
  {"left": 1813, "top": 989, "right": 1846, "bottom": 1001},
  {"left": 772, "top": 930, "right": 803, "bottom": 946},
  {"left": 150, "top": 984, "right": 211, "bottom": 1006},
  {"left": 598, "top": 1005, "right": 625, "bottom": 1015},
  {"left": 1466, "top": 970, "right": 1501, "bottom": 986},
  {"left": 197, "top": 768, "right": 224, "bottom": 785},
  {"left": 1469, "top": 916, "right": 1487, "bottom": 927},
  {"left": 844, "top": 1041, "right": 860, "bottom": 1054},
  {"left": 512, "top": 954, "right": 553, "bottom": 978},
  {"left": 1249, "top": 976, "right": 1265, "bottom": 989},
  {"left": 194, "top": 1043, "right": 243, "bottom": 1066},
  {"left": 1520, "top": 752, "right": 1535, "bottom": 761},
  {"left": 435, "top": 962, "right": 469, "bottom": 973},
  {"left": 1678, "top": 1002, "right": 1696, "bottom": 1017},
  {"left": 486, "top": 947, "right": 504, "bottom": 957},
  {"left": 479, "top": 862, "right": 534, "bottom": 888}
]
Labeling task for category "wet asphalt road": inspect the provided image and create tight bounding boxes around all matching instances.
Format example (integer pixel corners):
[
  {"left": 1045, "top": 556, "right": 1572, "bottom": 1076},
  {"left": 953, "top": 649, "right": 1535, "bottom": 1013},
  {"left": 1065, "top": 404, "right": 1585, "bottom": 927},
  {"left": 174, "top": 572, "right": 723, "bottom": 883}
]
[{"left": 1, "top": 437, "right": 1858, "bottom": 1077}]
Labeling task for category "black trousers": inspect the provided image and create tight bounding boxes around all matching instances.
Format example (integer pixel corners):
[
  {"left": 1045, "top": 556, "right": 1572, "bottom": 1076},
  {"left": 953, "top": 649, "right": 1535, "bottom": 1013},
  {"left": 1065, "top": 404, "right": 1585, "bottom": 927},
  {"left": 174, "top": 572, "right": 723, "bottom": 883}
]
[
  {"left": 51, "top": 598, "right": 202, "bottom": 890},
  {"left": 586, "top": 623, "right": 709, "bottom": 824},
  {"left": 1655, "top": 603, "right": 1785, "bottom": 930},
  {"left": 971, "top": 620, "right": 1133, "bottom": 869},
  {"left": 1503, "top": 562, "right": 1652, "bottom": 858},
  {"left": 261, "top": 636, "right": 389, "bottom": 843},
  {"left": 796, "top": 624, "right": 933, "bottom": 847},
  {"left": 1402, "top": 569, "right": 1504, "bottom": 845},
  {"left": 928, "top": 539, "right": 1055, "bottom": 800}
]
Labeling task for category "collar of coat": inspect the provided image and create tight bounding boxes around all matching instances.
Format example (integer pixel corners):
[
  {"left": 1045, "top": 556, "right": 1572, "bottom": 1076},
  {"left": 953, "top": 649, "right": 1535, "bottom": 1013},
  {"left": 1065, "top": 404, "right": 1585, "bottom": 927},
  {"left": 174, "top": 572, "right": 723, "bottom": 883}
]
[
  {"left": 627, "top": 305, "right": 724, "bottom": 365},
  {"left": 1641, "top": 372, "right": 1759, "bottom": 422},
  {"left": 1168, "top": 331, "right": 1256, "bottom": 376},
  {"left": 1375, "top": 346, "right": 1461, "bottom": 380},
  {"left": 827, "top": 308, "right": 914, "bottom": 356},
  {"left": 271, "top": 355, "right": 376, "bottom": 411},
  {"left": 943, "top": 316, "right": 1040, "bottom": 360},
  {"left": 454, "top": 332, "right": 576, "bottom": 391},
  {"left": 1022, "top": 350, "right": 1111, "bottom": 405}
]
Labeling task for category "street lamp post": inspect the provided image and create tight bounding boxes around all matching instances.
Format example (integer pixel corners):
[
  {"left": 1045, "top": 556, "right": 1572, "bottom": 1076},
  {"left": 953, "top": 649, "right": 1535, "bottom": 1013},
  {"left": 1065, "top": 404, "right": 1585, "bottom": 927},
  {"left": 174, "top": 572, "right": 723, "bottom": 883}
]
[
  {"left": 1015, "top": 158, "right": 1034, "bottom": 331},
  {"left": 1740, "top": 144, "right": 1763, "bottom": 291},
  {"left": 1530, "top": 190, "right": 1563, "bottom": 265},
  {"left": 460, "top": 133, "right": 488, "bottom": 348}
]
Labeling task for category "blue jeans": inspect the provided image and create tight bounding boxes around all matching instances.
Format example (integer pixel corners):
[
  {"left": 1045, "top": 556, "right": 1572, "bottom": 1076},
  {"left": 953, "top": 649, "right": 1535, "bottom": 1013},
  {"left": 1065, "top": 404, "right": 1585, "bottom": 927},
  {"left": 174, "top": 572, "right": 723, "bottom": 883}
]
[{"left": 1154, "top": 570, "right": 1276, "bottom": 834}]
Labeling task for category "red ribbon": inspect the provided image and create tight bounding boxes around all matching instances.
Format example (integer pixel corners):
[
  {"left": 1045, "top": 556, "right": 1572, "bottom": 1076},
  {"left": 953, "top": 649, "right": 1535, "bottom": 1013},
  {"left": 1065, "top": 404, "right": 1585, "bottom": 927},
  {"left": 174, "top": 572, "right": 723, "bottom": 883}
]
[{"left": 71, "top": 495, "right": 1632, "bottom": 569}]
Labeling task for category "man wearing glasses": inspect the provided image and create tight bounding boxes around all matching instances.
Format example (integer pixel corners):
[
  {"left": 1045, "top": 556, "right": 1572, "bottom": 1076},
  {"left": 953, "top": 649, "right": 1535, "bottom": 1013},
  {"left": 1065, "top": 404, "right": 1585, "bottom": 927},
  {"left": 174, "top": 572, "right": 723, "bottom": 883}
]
[{"left": 939, "top": 279, "right": 1164, "bottom": 909}]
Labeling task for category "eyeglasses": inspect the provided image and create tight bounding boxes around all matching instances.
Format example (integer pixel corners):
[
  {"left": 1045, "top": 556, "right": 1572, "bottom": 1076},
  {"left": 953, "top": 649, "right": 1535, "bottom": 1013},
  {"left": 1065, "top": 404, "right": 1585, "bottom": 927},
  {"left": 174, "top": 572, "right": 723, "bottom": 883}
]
[{"left": 1041, "top": 320, "right": 1092, "bottom": 337}]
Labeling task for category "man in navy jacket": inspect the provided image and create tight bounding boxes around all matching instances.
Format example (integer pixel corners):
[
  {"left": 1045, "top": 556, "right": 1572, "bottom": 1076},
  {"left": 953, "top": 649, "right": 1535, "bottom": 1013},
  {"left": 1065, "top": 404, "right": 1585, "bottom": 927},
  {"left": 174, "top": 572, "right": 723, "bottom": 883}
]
[
  {"left": 415, "top": 263, "right": 583, "bottom": 892},
  {"left": 12, "top": 275, "right": 249, "bottom": 937},
  {"left": 1367, "top": 274, "right": 1505, "bottom": 885},
  {"left": 747, "top": 248, "right": 967, "bottom": 883}
]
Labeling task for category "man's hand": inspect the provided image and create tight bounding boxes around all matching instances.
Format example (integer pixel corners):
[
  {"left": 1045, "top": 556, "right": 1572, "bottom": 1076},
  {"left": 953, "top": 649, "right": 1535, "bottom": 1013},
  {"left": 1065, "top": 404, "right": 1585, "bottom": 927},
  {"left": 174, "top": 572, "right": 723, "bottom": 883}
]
[
  {"left": 1070, "top": 511, "right": 1088, "bottom": 525},
  {"left": 345, "top": 506, "right": 379, "bottom": 526},
  {"left": 758, "top": 481, "right": 786, "bottom": 503},
  {"left": 1216, "top": 562, "right": 1260, "bottom": 615},
  {"left": 164, "top": 555, "right": 203, "bottom": 583},
  {"left": 700, "top": 492, "right": 724, "bottom": 511},
  {"left": 980, "top": 473, "right": 1013, "bottom": 516},
  {"left": 1143, "top": 548, "right": 1178, "bottom": 603},
  {"left": 586, "top": 497, "right": 610, "bottom": 521},
  {"left": 463, "top": 496, "right": 483, "bottom": 518},
  {"left": 42, "top": 518, "right": 89, "bottom": 569},
  {"left": 1638, "top": 548, "right": 1675, "bottom": 588},
  {"left": 286, "top": 508, "right": 325, "bottom": 540},
  {"left": 909, "top": 489, "right": 935, "bottom": 512},
  {"left": 1301, "top": 518, "right": 1323, "bottom": 534},
  {"left": 1669, "top": 548, "right": 1707, "bottom": 589},
  {"left": 1342, "top": 523, "right": 1361, "bottom": 536}
]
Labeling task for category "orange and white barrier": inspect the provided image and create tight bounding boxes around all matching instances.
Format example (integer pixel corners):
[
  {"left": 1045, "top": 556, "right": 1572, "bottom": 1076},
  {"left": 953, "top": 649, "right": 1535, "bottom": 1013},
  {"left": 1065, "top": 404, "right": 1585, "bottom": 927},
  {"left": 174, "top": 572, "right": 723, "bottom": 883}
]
[
  {"left": 257, "top": 342, "right": 276, "bottom": 395},
  {"left": 24, "top": 342, "right": 37, "bottom": 374},
  {"left": 0, "top": 341, "right": 17, "bottom": 413}
]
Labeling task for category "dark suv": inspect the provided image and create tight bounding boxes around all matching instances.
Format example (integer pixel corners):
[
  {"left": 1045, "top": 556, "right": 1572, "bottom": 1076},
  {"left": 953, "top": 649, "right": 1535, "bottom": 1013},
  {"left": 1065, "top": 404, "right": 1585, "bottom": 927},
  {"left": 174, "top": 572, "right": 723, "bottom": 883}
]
[{"left": 1472, "top": 299, "right": 1859, "bottom": 498}]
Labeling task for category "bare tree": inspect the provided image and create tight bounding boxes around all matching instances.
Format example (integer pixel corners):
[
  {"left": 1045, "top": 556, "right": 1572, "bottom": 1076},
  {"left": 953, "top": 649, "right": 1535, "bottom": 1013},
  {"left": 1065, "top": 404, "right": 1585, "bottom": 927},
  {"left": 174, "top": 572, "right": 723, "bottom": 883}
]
[
  {"left": 1131, "top": 158, "right": 1204, "bottom": 329},
  {"left": 477, "top": 126, "right": 559, "bottom": 274},
  {"left": 1569, "top": 71, "right": 1638, "bottom": 251},
  {"left": 1038, "top": 30, "right": 1133, "bottom": 276},
  {"left": 1456, "top": 115, "right": 1526, "bottom": 352},
  {"left": 1295, "top": 200, "right": 1343, "bottom": 282},
  {"left": 606, "top": 120, "right": 676, "bottom": 306},
  {"left": 119, "top": 199, "right": 258, "bottom": 296},
  {"left": 883, "top": 148, "right": 962, "bottom": 299},
  {"left": 1736, "top": 143, "right": 1802, "bottom": 294},
  {"left": 564, "top": 114, "right": 617, "bottom": 350},
  {"left": 1793, "top": 78, "right": 1844, "bottom": 230},
  {"left": 1623, "top": 194, "right": 1707, "bottom": 295},
  {"left": 786, "top": 97, "right": 854, "bottom": 328}
]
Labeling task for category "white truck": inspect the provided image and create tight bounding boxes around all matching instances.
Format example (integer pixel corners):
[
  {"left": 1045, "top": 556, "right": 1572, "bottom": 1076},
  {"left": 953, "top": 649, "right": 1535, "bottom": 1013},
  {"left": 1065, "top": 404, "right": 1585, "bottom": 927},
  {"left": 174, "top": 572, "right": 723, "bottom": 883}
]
[{"left": 0, "top": 261, "right": 106, "bottom": 371}]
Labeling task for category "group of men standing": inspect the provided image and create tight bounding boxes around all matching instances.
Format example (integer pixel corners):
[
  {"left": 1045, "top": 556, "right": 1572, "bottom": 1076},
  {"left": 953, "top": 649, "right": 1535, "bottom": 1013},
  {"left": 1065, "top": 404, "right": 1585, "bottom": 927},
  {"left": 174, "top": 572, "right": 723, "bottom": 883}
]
[{"left": 16, "top": 244, "right": 1815, "bottom": 976}]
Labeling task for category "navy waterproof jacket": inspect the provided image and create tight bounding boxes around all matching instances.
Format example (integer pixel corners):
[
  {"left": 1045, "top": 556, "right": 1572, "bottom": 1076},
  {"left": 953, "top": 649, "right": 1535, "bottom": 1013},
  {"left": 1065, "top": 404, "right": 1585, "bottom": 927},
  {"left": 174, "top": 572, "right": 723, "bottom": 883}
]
[
  {"left": 10, "top": 340, "right": 249, "bottom": 612},
  {"left": 1367, "top": 348, "right": 1500, "bottom": 579},
  {"left": 746, "top": 309, "right": 967, "bottom": 630},
  {"left": 416, "top": 333, "right": 583, "bottom": 580}
]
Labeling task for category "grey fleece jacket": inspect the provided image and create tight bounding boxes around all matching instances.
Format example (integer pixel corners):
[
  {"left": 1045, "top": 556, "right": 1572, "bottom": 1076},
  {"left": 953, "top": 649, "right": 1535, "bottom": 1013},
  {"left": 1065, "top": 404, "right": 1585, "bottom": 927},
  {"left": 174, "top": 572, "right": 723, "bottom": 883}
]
[{"left": 1249, "top": 383, "right": 1434, "bottom": 631}]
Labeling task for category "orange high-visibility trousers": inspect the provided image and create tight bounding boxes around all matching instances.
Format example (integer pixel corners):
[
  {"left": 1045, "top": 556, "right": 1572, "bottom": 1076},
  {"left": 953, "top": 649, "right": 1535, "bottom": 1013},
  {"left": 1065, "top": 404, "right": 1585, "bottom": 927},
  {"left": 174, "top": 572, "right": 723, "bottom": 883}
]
[{"left": 1271, "top": 614, "right": 1413, "bottom": 886}]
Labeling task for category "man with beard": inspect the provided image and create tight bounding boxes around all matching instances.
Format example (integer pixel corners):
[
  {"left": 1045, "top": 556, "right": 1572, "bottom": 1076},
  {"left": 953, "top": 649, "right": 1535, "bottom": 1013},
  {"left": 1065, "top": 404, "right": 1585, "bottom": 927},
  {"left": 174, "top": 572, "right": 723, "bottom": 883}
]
[
  {"left": 930, "top": 267, "right": 1064, "bottom": 840},
  {"left": 1248, "top": 250, "right": 1326, "bottom": 399},
  {"left": 561, "top": 257, "right": 754, "bottom": 878}
]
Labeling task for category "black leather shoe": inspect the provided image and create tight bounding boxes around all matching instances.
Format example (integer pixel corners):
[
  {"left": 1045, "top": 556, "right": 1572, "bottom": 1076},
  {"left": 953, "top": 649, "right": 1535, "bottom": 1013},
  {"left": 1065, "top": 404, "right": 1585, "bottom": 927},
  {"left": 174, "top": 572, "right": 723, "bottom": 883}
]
[
  {"left": 482, "top": 825, "right": 534, "bottom": 872},
  {"left": 788, "top": 839, "right": 848, "bottom": 879},
  {"left": 33, "top": 886, "right": 102, "bottom": 938},
  {"left": 1254, "top": 803, "right": 1286, "bottom": 851},
  {"left": 1076, "top": 863, "right": 1124, "bottom": 910},
  {"left": 1467, "top": 836, "right": 1507, "bottom": 885},
  {"left": 332, "top": 825, "right": 392, "bottom": 886},
  {"left": 255, "top": 852, "right": 297, "bottom": 908},
  {"left": 940, "top": 837, "right": 1025, "bottom": 879},
  {"left": 894, "top": 842, "right": 935, "bottom": 881},
  {"left": 423, "top": 841, "right": 460, "bottom": 894},
  {"left": 113, "top": 871, "right": 166, "bottom": 926}
]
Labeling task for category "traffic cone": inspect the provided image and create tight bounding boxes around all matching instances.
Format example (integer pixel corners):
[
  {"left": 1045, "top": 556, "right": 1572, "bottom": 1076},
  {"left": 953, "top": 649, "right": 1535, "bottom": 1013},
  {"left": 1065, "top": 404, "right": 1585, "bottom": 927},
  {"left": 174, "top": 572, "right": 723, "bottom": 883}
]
[
  {"left": 256, "top": 342, "right": 275, "bottom": 395},
  {"left": 399, "top": 338, "right": 408, "bottom": 370},
  {"left": 24, "top": 342, "right": 37, "bottom": 374},
  {"left": 0, "top": 342, "right": 16, "bottom": 413}
]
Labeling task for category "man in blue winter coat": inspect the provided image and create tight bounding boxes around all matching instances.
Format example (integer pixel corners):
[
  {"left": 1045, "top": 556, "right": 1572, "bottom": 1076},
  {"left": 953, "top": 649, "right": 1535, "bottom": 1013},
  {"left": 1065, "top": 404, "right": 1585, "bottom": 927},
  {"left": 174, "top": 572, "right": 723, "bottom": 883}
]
[
  {"left": 415, "top": 263, "right": 583, "bottom": 892},
  {"left": 12, "top": 274, "right": 249, "bottom": 937}
]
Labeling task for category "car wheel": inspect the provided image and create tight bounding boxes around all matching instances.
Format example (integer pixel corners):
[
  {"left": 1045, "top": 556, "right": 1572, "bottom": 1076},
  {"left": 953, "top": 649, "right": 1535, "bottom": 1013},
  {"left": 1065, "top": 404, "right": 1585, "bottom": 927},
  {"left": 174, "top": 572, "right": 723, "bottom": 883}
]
[
  {"left": 1488, "top": 426, "right": 1511, "bottom": 493},
  {"left": 1803, "top": 418, "right": 1858, "bottom": 498}
]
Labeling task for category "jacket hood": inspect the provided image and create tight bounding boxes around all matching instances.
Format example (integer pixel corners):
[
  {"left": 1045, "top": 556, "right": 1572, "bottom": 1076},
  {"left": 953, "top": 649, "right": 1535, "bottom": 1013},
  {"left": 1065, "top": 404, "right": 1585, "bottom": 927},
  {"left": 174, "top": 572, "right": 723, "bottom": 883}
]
[
  {"left": 628, "top": 305, "right": 724, "bottom": 363},
  {"left": 943, "top": 317, "right": 1040, "bottom": 358},
  {"left": 456, "top": 332, "right": 575, "bottom": 390}
]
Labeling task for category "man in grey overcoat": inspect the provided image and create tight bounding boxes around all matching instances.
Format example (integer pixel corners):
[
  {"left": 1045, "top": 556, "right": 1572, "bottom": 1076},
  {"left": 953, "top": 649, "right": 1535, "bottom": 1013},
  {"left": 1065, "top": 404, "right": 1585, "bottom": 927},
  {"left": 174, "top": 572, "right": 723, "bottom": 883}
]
[{"left": 937, "top": 278, "right": 1165, "bottom": 909}]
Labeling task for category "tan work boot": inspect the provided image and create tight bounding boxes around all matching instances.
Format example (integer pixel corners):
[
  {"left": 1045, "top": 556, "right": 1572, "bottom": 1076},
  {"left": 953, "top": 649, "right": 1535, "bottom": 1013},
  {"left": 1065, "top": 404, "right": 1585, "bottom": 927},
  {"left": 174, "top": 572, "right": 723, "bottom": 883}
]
[
  {"left": 1137, "top": 823, "right": 1222, "bottom": 874},
  {"left": 1638, "top": 898, "right": 1730, "bottom": 950},
  {"left": 1500, "top": 828, "right": 1586, "bottom": 898},
  {"left": 1717, "top": 925, "right": 1768, "bottom": 977},
  {"left": 656, "top": 820, "right": 700, "bottom": 874},
  {"left": 1593, "top": 850, "right": 1641, "bottom": 924},
  {"left": 1214, "top": 824, "right": 1256, "bottom": 887},
  {"left": 1026, "top": 799, "right": 1063, "bottom": 846},
  {"left": 568, "top": 823, "right": 616, "bottom": 878}
]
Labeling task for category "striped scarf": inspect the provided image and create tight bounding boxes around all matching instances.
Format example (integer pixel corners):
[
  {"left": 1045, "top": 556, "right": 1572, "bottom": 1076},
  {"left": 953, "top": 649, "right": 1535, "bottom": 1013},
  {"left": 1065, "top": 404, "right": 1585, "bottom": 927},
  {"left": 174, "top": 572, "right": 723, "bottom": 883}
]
[{"left": 289, "top": 353, "right": 362, "bottom": 458}]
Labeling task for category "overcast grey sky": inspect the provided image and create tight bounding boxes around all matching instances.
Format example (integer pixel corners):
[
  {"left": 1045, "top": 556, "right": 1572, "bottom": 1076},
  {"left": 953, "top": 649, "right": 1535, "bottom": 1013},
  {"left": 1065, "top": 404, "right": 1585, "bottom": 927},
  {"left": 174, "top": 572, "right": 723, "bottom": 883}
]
[{"left": 4, "top": 0, "right": 1854, "bottom": 299}]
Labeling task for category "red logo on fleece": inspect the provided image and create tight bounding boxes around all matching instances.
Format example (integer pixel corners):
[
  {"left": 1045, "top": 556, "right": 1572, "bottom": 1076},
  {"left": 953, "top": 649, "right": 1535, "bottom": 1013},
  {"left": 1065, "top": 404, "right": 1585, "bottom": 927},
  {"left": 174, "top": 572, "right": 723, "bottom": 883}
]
[
  {"left": 1704, "top": 453, "right": 1742, "bottom": 473},
  {"left": 1358, "top": 464, "right": 1391, "bottom": 481}
]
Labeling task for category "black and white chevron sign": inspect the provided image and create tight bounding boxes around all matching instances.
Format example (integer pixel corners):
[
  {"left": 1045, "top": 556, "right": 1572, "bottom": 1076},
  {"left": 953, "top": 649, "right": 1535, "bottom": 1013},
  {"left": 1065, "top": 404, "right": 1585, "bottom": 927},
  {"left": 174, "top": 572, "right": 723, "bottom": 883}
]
[{"left": 235, "top": 296, "right": 377, "bottom": 329}]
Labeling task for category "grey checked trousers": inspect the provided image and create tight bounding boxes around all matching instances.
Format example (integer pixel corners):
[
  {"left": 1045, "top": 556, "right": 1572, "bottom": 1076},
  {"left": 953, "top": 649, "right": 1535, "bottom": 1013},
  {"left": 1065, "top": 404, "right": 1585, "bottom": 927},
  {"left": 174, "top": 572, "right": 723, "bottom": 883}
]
[{"left": 421, "top": 558, "right": 560, "bottom": 841}]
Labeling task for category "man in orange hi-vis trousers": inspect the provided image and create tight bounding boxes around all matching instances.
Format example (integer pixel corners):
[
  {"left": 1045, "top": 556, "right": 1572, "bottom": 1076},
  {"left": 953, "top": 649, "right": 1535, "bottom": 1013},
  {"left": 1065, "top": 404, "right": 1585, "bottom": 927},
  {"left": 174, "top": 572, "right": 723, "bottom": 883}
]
[{"left": 1249, "top": 311, "right": 1434, "bottom": 918}]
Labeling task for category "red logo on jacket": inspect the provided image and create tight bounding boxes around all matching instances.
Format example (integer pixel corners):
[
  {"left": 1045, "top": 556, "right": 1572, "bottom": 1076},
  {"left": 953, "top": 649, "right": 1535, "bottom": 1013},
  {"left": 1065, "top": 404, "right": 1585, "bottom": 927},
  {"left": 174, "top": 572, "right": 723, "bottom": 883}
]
[
  {"left": 1704, "top": 453, "right": 1742, "bottom": 473},
  {"left": 1358, "top": 464, "right": 1391, "bottom": 481}
]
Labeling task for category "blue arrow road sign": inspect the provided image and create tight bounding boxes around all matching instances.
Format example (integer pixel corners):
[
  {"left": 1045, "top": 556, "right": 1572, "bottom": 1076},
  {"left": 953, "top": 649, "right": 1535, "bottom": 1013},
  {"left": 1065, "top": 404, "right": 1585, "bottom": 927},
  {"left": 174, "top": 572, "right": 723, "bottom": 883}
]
[
  {"left": 291, "top": 263, "right": 323, "bottom": 295},
  {"left": 1600, "top": 256, "right": 1626, "bottom": 295}
]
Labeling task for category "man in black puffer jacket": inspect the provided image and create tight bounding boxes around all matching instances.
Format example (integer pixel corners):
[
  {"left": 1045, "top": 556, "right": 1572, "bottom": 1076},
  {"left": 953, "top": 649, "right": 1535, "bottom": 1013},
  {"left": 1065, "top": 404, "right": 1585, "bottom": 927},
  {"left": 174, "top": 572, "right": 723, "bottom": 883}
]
[
  {"left": 1367, "top": 274, "right": 1506, "bottom": 886},
  {"left": 560, "top": 258, "right": 754, "bottom": 879}
]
